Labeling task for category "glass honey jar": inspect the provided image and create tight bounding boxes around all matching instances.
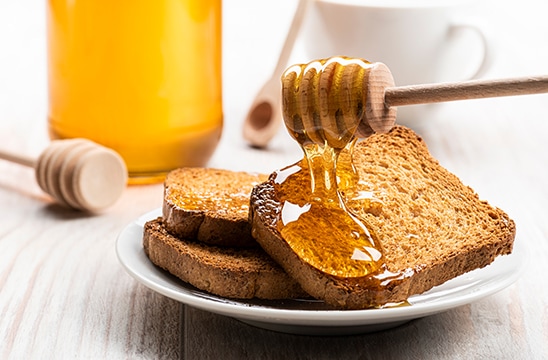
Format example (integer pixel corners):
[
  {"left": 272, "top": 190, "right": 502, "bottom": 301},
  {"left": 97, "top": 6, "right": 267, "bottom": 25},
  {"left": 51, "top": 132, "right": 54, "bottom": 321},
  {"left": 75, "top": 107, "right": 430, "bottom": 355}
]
[{"left": 46, "top": 0, "right": 223, "bottom": 183}]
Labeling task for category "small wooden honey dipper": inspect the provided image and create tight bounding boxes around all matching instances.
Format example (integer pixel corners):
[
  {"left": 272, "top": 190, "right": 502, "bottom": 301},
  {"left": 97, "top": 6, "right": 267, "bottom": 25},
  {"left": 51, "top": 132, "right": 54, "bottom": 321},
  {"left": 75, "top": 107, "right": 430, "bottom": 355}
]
[
  {"left": 0, "top": 138, "right": 127, "bottom": 212},
  {"left": 280, "top": 56, "right": 548, "bottom": 147}
]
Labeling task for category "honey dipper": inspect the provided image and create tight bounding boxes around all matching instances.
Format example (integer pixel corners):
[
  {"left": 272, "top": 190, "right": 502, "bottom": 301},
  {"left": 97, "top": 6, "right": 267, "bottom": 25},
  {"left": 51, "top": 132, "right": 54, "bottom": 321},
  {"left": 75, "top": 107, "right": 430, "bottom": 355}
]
[
  {"left": 280, "top": 56, "right": 548, "bottom": 147},
  {"left": 0, "top": 138, "right": 127, "bottom": 212}
]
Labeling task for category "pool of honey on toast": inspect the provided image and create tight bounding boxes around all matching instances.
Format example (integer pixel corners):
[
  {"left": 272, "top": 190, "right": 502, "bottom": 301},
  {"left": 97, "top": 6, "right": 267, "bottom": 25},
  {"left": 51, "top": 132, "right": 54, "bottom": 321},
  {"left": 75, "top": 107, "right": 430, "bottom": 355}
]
[{"left": 167, "top": 188, "right": 250, "bottom": 216}]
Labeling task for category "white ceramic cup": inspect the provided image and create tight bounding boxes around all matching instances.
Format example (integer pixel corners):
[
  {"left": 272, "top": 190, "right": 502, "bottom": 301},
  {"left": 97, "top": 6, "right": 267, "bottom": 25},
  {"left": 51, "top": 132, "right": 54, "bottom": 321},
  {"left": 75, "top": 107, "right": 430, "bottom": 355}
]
[{"left": 299, "top": 0, "right": 493, "bottom": 125}]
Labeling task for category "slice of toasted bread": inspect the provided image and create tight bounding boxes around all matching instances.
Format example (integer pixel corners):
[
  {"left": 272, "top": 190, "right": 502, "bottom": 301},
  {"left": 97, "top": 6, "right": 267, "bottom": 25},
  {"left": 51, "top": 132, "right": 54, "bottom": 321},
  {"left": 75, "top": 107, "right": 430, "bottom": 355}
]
[
  {"left": 249, "top": 126, "right": 516, "bottom": 309},
  {"left": 143, "top": 218, "right": 308, "bottom": 300},
  {"left": 163, "top": 168, "right": 267, "bottom": 247}
]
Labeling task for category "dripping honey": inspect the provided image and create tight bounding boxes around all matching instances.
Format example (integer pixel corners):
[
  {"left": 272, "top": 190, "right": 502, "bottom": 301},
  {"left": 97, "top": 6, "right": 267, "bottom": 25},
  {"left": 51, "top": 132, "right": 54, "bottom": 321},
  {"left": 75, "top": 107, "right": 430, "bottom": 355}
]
[{"left": 276, "top": 57, "right": 385, "bottom": 278}]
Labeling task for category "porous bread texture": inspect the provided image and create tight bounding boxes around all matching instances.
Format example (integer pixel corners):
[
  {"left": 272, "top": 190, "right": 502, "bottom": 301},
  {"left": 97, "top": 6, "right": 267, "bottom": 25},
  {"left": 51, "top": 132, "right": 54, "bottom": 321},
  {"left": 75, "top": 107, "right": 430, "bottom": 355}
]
[
  {"left": 143, "top": 218, "right": 308, "bottom": 300},
  {"left": 163, "top": 168, "right": 267, "bottom": 247},
  {"left": 346, "top": 126, "right": 513, "bottom": 272},
  {"left": 249, "top": 126, "right": 516, "bottom": 309}
]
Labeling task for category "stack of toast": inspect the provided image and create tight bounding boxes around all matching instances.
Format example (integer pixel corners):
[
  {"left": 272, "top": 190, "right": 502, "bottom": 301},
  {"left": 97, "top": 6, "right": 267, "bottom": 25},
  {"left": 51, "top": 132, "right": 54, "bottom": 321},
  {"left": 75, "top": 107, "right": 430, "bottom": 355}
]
[
  {"left": 143, "top": 126, "right": 515, "bottom": 309},
  {"left": 143, "top": 167, "right": 308, "bottom": 300}
]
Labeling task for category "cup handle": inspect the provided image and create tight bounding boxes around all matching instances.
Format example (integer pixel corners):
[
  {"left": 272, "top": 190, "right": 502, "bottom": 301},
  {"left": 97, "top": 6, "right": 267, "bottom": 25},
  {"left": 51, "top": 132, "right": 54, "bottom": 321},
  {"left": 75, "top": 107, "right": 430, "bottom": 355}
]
[{"left": 449, "top": 21, "right": 494, "bottom": 80}]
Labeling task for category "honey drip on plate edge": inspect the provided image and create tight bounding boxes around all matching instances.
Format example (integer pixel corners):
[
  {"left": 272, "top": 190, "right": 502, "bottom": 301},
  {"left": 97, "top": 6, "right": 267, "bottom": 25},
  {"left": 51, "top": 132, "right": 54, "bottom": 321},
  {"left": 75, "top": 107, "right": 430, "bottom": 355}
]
[{"left": 276, "top": 57, "right": 385, "bottom": 278}]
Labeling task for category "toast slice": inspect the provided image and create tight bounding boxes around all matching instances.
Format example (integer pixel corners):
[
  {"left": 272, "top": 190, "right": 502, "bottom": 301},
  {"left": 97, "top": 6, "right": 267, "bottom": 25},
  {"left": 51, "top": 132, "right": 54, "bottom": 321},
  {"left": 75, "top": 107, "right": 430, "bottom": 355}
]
[
  {"left": 249, "top": 126, "right": 516, "bottom": 309},
  {"left": 143, "top": 218, "right": 308, "bottom": 300},
  {"left": 163, "top": 168, "right": 267, "bottom": 247}
]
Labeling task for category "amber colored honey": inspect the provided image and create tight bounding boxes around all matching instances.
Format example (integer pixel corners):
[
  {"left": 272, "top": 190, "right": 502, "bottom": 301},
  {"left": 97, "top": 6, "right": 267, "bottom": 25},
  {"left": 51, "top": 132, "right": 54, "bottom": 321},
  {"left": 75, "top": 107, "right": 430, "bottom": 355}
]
[
  {"left": 168, "top": 189, "right": 249, "bottom": 217},
  {"left": 273, "top": 145, "right": 383, "bottom": 278},
  {"left": 276, "top": 57, "right": 386, "bottom": 278},
  {"left": 46, "top": 0, "right": 222, "bottom": 183}
]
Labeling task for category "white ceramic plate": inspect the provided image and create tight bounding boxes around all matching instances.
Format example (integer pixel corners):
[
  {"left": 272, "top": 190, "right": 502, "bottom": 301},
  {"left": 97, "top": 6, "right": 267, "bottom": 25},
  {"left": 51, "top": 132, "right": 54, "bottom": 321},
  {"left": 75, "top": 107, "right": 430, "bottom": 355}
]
[{"left": 116, "top": 208, "right": 525, "bottom": 336}]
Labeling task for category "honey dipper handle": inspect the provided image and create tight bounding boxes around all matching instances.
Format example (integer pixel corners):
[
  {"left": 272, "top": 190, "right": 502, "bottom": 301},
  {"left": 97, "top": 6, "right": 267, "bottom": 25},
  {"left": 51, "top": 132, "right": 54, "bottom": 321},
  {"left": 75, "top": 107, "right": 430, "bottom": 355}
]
[
  {"left": 0, "top": 148, "right": 36, "bottom": 168},
  {"left": 384, "top": 75, "right": 548, "bottom": 107}
]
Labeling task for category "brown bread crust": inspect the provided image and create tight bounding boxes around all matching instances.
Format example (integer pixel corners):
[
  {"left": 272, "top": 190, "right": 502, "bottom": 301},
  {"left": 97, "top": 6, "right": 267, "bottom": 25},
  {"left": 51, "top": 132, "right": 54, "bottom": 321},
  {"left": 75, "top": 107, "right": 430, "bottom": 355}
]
[
  {"left": 249, "top": 126, "right": 516, "bottom": 309},
  {"left": 143, "top": 218, "right": 308, "bottom": 300},
  {"left": 163, "top": 168, "right": 267, "bottom": 247}
]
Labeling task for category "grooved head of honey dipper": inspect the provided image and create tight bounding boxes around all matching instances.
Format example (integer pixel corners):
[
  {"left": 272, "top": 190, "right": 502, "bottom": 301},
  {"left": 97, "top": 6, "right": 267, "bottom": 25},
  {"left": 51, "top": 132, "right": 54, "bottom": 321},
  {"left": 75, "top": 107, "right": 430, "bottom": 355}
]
[
  {"left": 357, "top": 62, "right": 397, "bottom": 137},
  {"left": 282, "top": 57, "right": 378, "bottom": 148},
  {"left": 70, "top": 146, "right": 128, "bottom": 212},
  {"left": 36, "top": 139, "right": 127, "bottom": 212}
]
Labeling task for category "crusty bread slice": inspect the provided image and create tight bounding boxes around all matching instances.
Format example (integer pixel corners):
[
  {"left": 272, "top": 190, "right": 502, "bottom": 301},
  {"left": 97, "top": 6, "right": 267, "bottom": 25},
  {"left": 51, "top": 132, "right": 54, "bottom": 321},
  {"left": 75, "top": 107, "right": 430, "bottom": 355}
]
[
  {"left": 163, "top": 168, "right": 267, "bottom": 247},
  {"left": 249, "top": 126, "right": 516, "bottom": 309},
  {"left": 143, "top": 218, "right": 308, "bottom": 300}
]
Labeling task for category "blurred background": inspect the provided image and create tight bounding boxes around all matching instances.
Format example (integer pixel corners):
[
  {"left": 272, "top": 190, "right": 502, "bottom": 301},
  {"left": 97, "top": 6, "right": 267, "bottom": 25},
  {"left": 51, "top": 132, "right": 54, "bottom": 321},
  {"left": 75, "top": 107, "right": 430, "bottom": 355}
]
[{"left": 1, "top": 0, "right": 547, "bottom": 175}]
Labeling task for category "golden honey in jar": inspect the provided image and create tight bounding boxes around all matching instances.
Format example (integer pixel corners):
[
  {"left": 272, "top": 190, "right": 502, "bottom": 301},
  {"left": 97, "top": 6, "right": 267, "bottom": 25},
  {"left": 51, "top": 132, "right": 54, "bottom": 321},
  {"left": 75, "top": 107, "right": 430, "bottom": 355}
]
[{"left": 46, "top": 0, "right": 223, "bottom": 183}]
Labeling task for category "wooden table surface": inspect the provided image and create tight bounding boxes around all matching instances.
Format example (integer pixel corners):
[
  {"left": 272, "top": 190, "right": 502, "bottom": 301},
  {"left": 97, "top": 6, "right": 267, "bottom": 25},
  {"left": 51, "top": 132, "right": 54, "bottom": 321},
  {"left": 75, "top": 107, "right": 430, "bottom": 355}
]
[{"left": 1, "top": 0, "right": 548, "bottom": 358}]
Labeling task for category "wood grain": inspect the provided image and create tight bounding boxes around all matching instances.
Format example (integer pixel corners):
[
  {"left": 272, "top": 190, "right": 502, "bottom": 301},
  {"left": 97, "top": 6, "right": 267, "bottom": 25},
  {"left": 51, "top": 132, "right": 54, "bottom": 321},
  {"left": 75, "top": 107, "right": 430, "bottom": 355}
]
[
  {"left": 183, "top": 295, "right": 532, "bottom": 360},
  {"left": 0, "top": 178, "right": 178, "bottom": 359}
]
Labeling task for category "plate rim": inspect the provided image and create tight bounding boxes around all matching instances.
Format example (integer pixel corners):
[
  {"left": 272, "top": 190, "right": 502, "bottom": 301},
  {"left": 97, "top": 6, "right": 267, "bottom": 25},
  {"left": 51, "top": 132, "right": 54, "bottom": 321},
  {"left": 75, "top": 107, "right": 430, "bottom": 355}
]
[{"left": 116, "top": 208, "right": 525, "bottom": 328}]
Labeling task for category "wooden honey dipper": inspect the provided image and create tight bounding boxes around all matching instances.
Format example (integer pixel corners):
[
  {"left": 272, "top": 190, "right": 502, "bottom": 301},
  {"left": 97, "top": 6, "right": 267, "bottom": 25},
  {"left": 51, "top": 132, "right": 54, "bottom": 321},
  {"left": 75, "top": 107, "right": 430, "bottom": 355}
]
[
  {"left": 0, "top": 138, "right": 127, "bottom": 212},
  {"left": 281, "top": 56, "right": 548, "bottom": 147}
]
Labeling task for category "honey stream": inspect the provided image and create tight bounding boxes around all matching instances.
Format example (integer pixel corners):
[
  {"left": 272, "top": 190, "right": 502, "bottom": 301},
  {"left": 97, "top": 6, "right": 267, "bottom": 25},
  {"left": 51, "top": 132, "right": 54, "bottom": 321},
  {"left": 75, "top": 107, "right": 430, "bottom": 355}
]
[{"left": 276, "top": 57, "right": 384, "bottom": 278}]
